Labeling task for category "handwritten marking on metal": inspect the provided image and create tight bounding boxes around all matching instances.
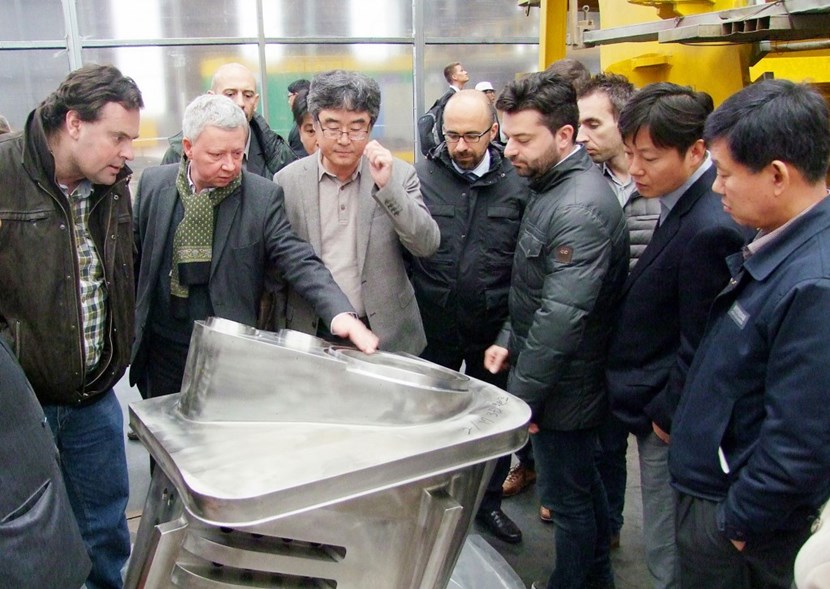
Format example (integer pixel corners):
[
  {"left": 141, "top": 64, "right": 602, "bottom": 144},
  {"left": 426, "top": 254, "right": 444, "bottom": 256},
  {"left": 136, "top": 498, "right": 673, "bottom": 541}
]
[{"left": 463, "top": 395, "right": 511, "bottom": 435}]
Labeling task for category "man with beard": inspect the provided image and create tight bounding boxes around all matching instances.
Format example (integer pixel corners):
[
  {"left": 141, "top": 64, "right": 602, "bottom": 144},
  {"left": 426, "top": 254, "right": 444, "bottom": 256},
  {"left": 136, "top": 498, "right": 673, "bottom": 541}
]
[{"left": 485, "top": 71, "right": 628, "bottom": 589}]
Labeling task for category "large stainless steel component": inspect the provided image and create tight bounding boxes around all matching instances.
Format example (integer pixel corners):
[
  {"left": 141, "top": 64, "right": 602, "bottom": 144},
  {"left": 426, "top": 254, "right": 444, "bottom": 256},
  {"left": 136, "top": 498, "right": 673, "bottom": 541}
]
[{"left": 125, "top": 318, "right": 530, "bottom": 589}]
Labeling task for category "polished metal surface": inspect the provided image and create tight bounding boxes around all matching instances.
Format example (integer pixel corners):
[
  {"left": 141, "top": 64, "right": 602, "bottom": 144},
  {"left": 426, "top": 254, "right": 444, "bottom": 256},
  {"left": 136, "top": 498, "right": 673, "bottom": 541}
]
[{"left": 126, "top": 318, "right": 530, "bottom": 589}]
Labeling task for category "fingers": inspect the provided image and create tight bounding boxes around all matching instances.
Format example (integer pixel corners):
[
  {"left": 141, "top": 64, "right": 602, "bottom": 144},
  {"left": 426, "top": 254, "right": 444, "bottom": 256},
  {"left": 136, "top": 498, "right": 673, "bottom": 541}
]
[
  {"left": 484, "top": 345, "right": 510, "bottom": 374},
  {"left": 363, "top": 140, "right": 392, "bottom": 168},
  {"left": 331, "top": 313, "right": 379, "bottom": 354}
]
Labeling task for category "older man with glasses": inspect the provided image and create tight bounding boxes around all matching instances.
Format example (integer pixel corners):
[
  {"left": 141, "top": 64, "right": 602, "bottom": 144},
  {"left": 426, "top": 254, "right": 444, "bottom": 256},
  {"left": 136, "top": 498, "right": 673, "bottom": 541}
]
[{"left": 275, "top": 70, "right": 439, "bottom": 353}]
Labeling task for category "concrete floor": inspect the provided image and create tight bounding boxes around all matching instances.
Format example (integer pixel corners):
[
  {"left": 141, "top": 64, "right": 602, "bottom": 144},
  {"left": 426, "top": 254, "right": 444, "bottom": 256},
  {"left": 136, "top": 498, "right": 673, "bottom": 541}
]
[
  {"left": 474, "top": 444, "right": 650, "bottom": 589},
  {"left": 117, "top": 378, "right": 651, "bottom": 588}
]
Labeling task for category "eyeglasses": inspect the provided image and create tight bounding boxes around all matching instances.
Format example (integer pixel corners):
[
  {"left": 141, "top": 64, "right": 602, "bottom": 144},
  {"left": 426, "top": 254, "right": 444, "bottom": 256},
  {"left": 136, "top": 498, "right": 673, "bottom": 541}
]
[
  {"left": 443, "top": 129, "right": 490, "bottom": 144},
  {"left": 320, "top": 127, "right": 370, "bottom": 141}
]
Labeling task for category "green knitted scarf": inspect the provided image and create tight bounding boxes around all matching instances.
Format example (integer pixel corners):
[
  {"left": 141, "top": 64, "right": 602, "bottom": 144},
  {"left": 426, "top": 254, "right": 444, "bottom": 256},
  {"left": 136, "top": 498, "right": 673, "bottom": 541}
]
[{"left": 170, "top": 156, "right": 241, "bottom": 317}]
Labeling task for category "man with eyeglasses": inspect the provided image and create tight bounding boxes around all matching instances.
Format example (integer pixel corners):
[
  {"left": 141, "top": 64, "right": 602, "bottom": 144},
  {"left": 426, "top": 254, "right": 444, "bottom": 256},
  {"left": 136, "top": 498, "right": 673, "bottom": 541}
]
[
  {"left": 412, "top": 89, "right": 528, "bottom": 544},
  {"left": 275, "top": 70, "right": 439, "bottom": 353}
]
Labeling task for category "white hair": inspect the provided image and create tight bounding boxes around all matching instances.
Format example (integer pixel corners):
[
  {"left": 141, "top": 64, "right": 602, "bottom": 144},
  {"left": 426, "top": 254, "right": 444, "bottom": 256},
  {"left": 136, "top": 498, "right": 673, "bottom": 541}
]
[{"left": 182, "top": 94, "right": 247, "bottom": 143}]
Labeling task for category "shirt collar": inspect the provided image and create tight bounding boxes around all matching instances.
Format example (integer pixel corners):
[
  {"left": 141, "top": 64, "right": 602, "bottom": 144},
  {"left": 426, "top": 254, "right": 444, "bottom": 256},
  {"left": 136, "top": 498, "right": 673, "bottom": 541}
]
[
  {"left": 451, "top": 150, "right": 490, "bottom": 178},
  {"left": 244, "top": 123, "right": 252, "bottom": 159},
  {"left": 186, "top": 163, "right": 218, "bottom": 194},
  {"left": 59, "top": 178, "right": 92, "bottom": 199},
  {"left": 746, "top": 197, "right": 825, "bottom": 257},
  {"left": 554, "top": 143, "right": 581, "bottom": 169},
  {"left": 316, "top": 150, "right": 361, "bottom": 184},
  {"left": 659, "top": 152, "right": 712, "bottom": 220}
]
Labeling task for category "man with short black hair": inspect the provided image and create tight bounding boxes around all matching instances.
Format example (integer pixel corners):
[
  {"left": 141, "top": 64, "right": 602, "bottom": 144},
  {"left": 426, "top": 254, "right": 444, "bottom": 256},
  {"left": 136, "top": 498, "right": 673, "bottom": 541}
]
[
  {"left": 0, "top": 63, "right": 143, "bottom": 589},
  {"left": 287, "top": 78, "right": 311, "bottom": 157},
  {"left": 276, "top": 70, "right": 439, "bottom": 353},
  {"left": 485, "top": 70, "right": 629, "bottom": 589},
  {"left": 606, "top": 83, "right": 751, "bottom": 589},
  {"left": 670, "top": 79, "right": 830, "bottom": 589},
  {"left": 576, "top": 72, "right": 660, "bottom": 551}
]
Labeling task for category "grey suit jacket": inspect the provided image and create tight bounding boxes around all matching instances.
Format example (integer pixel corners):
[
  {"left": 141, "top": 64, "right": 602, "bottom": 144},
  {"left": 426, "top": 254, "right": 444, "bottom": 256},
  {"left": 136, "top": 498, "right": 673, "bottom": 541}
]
[
  {"left": 130, "top": 164, "right": 355, "bottom": 384},
  {"left": 275, "top": 154, "right": 440, "bottom": 354}
]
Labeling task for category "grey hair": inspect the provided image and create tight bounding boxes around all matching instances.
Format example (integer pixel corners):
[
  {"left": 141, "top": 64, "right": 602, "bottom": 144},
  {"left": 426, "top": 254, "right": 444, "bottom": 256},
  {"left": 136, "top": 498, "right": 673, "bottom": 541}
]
[
  {"left": 0, "top": 114, "right": 10, "bottom": 135},
  {"left": 307, "top": 70, "right": 381, "bottom": 126},
  {"left": 182, "top": 94, "right": 247, "bottom": 143}
]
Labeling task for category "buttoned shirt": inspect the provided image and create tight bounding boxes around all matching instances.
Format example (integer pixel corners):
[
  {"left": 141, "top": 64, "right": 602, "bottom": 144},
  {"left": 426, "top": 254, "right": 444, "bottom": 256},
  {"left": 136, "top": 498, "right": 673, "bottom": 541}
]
[
  {"left": 63, "top": 180, "right": 106, "bottom": 372},
  {"left": 601, "top": 162, "right": 636, "bottom": 208},
  {"left": 317, "top": 152, "right": 364, "bottom": 316}
]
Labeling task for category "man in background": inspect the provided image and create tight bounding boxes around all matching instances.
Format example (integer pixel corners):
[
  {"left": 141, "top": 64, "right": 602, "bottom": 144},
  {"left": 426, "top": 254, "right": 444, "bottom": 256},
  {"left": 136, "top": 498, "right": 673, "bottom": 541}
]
[
  {"left": 576, "top": 72, "right": 660, "bottom": 550},
  {"left": 287, "top": 78, "right": 311, "bottom": 157},
  {"left": 413, "top": 89, "right": 527, "bottom": 544},
  {"left": 419, "top": 62, "right": 471, "bottom": 155},
  {"left": 290, "top": 88, "right": 317, "bottom": 157},
  {"left": 162, "top": 62, "right": 296, "bottom": 177},
  {"left": 0, "top": 63, "right": 143, "bottom": 589},
  {"left": 475, "top": 81, "right": 496, "bottom": 104}
]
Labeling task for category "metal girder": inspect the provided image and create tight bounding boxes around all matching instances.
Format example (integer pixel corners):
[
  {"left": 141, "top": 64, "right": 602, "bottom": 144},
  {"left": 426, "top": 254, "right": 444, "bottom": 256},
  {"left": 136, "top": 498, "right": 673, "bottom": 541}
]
[{"left": 583, "top": 0, "right": 830, "bottom": 46}]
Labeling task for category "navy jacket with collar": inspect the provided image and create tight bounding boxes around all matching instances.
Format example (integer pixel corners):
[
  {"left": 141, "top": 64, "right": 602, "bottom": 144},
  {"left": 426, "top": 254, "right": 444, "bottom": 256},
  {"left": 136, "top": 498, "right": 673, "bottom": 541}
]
[
  {"left": 606, "top": 166, "right": 751, "bottom": 436},
  {"left": 670, "top": 196, "right": 830, "bottom": 542}
]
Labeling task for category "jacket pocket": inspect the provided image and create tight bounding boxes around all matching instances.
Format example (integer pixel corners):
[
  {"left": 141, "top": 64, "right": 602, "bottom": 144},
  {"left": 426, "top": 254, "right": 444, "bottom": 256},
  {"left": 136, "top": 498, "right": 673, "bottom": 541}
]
[
  {"left": 430, "top": 204, "right": 455, "bottom": 218},
  {"left": 487, "top": 205, "right": 520, "bottom": 220},
  {"left": 517, "top": 230, "right": 544, "bottom": 288},
  {"left": 429, "top": 205, "right": 457, "bottom": 263},
  {"left": 0, "top": 210, "right": 51, "bottom": 222}
]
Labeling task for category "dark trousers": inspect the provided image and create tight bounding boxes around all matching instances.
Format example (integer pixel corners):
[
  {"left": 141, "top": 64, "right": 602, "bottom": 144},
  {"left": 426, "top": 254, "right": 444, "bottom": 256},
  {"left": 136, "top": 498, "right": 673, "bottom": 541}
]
[
  {"left": 534, "top": 427, "right": 614, "bottom": 589},
  {"left": 421, "top": 340, "right": 511, "bottom": 514},
  {"left": 675, "top": 492, "right": 812, "bottom": 589},
  {"left": 595, "top": 413, "right": 628, "bottom": 537},
  {"left": 136, "top": 334, "right": 189, "bottom": 400}
]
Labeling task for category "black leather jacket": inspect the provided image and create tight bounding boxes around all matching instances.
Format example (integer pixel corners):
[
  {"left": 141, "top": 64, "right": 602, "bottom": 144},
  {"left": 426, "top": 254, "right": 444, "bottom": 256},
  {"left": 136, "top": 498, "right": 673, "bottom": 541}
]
[
  {"left": 0, "top": 109, "right": 135, "bottom": 405},
  {"left": 498, "top": 147, "right": 629, "bottom": 430},
  {"left": 412, "top": 144, "right": 528, "bottom": 350}
]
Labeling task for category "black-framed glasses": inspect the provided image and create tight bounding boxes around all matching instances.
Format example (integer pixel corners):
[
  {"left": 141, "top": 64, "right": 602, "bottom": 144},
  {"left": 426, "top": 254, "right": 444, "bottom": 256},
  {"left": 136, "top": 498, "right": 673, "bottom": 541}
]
[
  {"left": 443, "top": 128, "right": 490, "bottom": 144},
  {"left": 320, "top": 127, "right": 370, "bottom": 141}
]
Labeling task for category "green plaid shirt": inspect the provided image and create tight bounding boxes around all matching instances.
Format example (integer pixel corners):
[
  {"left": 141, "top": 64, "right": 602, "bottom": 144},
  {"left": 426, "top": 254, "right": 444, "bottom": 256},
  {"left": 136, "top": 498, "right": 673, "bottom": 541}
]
[{"left": 66, "top": 180, "right": 107, "bottom": 372}]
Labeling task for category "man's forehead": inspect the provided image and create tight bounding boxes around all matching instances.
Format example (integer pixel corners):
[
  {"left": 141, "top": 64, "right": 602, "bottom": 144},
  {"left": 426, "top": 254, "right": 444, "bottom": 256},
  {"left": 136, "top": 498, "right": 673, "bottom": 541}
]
[
  {"left": 214, "top": 71, "right": 257, "bottom": 93},
  {"left": 90, "top": 102, "right": 141, "bottom": 136},
  {"left": 192, "top": 124, "right": 247, "bottom": 143},
  {"left": 578, "top": 92, "right": 613, "bottom": 113},
  {"left": 504, "top": 109, "right": 545, "bottom": 128},
  {"left": 318, "top": 109, "right": 370, "bottom": 123}
]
